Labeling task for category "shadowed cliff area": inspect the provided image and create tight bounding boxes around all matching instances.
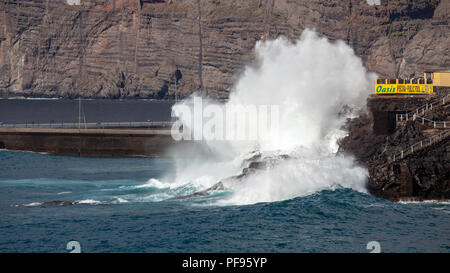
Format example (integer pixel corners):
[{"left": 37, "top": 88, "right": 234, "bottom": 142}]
[{"left": 0, "top": 0, "right": 448, "bottom": 99}]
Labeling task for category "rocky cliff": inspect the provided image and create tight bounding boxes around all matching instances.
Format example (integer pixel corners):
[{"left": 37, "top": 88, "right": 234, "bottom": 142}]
[
  {"left": 368, "top": 134, "right": 449, "bottom": 201},
  {"left": 0, "top": 0, "right": 448, "bottom": 99},
  {"left": 340, "top": 89, "right": 450, "bottom": 201}
]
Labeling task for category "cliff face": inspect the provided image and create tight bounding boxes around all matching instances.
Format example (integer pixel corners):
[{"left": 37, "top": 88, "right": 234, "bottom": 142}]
[
  {"left": 368, "top": 133, "right": 449, "bottom": 201},
  {"left": 0, "top": 0, "right": 449, "bottom": 99}
]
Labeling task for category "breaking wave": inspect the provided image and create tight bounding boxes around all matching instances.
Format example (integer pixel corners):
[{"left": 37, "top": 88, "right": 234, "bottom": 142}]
[{"left": 161, "top": 29, "right": 376, "bottom": 205}]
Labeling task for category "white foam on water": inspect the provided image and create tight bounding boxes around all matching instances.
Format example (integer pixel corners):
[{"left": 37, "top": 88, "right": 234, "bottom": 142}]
[
  {"left": 19, "top": 202, "right": 43, "bottom": 207},
  {"left": 135, "top": 178, "right": 173, "bottom": 189},
  {"left": 217, "top": 154, "right": 368, "bottom": 205},
  {"left": 113, "top": 197, "right": 129, "bottom": 203},
  {"left": 398, "top": 200, "right": 450, "bottom": 205},
  {"left": 76, "top": 199, "right": 103, "bottom": 205},
  {"left": 56, "top": 191, "right": 72, "bottom": 195}
]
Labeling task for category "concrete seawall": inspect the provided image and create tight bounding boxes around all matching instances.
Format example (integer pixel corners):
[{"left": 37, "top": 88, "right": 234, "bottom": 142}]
[{"left": 0, "top": 128, "right": 186, "bottom": 157}]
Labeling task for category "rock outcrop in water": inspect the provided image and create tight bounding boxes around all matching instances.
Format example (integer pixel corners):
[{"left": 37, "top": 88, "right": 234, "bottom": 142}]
[
  {"left": 0, "top": 0, "right": 449, "bottom": 99},
  {"left": 17, "top": 200, "right": 79, "bottom": 206},
  {"left": 169, "top": 152, "right": 290, "bottom": 200}
]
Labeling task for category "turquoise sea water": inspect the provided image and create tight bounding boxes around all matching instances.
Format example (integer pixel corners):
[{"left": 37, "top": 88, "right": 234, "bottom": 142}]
[{"left": 0, "top": 149, "right": 449, "bottom": 253}]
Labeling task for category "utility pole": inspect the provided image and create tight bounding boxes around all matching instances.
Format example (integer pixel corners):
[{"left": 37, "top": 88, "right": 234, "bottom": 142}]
[
  {"left": 175, "top": 78, "right": 178, "bottom": 104},
  {"left": 78, "top": 97, "right": 81, "bottom": 129}
]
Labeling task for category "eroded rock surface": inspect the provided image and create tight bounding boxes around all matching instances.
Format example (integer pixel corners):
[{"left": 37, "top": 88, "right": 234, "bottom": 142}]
[
  {"left": 340, "top": 89, "right": 450, "bottom": 201},
  {"left": 1, "top": 0, "right": 448, "bottom": 99}
]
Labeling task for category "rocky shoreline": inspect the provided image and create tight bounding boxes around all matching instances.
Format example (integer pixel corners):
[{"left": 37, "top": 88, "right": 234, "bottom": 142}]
[{"left": 340, "top": 89, "right": 450, "bottom": 201}]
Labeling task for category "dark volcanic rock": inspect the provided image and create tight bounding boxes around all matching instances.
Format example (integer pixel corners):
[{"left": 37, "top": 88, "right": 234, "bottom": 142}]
[
  {"left": 42, "top": 200, "right": 79, "bottom": 206},
  {"left": 368, "top": 136, "right": 450, "bottom": 201},
  {"left": 17, "top": 200, "right": 80, "bottom": 206},
  {"left": 341, "top": 89, "right": 450, "bottom": 201},
  {"left": 338, "top": 110, "right": 385, "bottom": 165},
  {"left": 0, "top": 0, "right": 449, "bottom": 99}
]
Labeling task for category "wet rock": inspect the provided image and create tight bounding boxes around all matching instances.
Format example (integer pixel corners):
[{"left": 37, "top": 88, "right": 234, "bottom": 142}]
[
  {"left": 17, "top": 200, "right": 80, "bottom": 207},
  {"left": 169, "top": 152, "right": 291, "bottom": 200},
  {"left": 42, "top": 200, "right": 79, "bottom": 206}
]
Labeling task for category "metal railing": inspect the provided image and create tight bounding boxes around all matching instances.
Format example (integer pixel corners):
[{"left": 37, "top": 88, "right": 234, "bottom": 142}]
[
  {"left": 391, "top": 130, "right": 450, "bottom": 161},
  {"left": 412, "top": 116, "right": 449, "bottom": 129},
  {"left": 0, "top": 121, "right": 174, "bottom": 129},
  {"left": 396, "top": 94, "right": 449, "bottom": 122}
]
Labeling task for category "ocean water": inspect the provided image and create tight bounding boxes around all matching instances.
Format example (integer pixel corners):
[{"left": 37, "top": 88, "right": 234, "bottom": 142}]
[{"left": 0, "top": 149, "right": 449, "bottom": 253}]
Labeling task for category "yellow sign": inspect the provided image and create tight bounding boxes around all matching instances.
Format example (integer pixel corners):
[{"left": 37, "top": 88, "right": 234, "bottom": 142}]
[{"left": 375, "top": 84, "right": 433, "bottom": 94}]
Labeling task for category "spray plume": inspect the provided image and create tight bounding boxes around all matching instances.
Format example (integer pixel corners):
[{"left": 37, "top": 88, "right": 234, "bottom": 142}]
[{"left": 161, "top": 29, "right": 375, "bottom": 205}]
